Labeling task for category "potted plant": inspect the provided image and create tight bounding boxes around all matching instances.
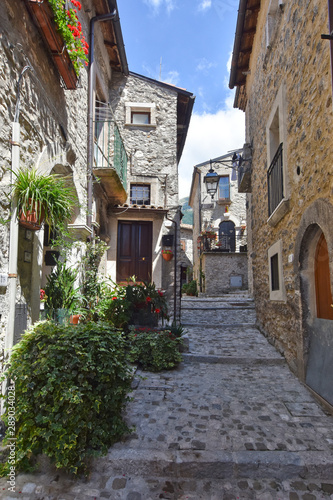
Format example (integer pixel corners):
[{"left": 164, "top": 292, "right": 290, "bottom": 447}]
[
  {"left": 43, "top": 259, "right": 82, "bottom": 323},
  {"left": 162, "top": 249, "right": 173, "bottom": 261},
  {"left": 11, "top": 167, "right": 77, "bottom": 231}
]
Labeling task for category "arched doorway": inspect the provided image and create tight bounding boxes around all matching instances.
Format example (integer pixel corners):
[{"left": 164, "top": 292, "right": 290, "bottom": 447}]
[
  {"left": 297, "top": 215, "right": 333, "bottom": 406},
  {"left": 219, "top": 221, "right": 235, "bottom": 252},
  {"left": 315, "top": 233, "right": 333, "bottom": 320}
]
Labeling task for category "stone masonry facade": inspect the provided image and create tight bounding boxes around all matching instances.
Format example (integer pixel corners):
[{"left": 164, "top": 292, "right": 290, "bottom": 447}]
[{"left": 232, "top": 0, "right": 333, "bottom": 382}]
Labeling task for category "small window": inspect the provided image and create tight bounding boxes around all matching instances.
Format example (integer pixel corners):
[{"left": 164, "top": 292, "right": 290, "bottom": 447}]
[
  {"left": 219, "top": 176, "right": 230, "bottom": 200},
  {"left": 180, "top": 239, "right": 186, "bottom": 252},
  {"left": 268, "top": 239, "right": 286, "bottom": 301},
  {"left": 130, "top": 184, "right": 150, "bottom": 205},
  {"left": 125, "top": 102, "right": 156, "bottom": 127},
  {"left": 270, "top": 253, "right": 280, "bottom": 291},
  {"left": 131, "top": 112, "right": 150, "bottom": 125}
]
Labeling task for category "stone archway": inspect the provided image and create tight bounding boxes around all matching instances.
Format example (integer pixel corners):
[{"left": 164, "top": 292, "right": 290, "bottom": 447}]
[{"left": 295, "top": 199, "right": 333, "bottom": 406}]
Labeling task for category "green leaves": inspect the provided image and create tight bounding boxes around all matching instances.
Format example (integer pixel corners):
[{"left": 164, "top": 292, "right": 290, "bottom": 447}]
[
  {"left": 128, "top": 327, "right": 183, "bottom": 372},
  {"left": 11, "top": 167, "right": 77, "bottom": 229},
  {"left": 1, "top": 321, "right": 132, "bottom": 475}
]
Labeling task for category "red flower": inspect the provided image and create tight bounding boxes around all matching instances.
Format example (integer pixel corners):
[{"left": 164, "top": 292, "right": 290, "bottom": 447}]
[
  {"left": 40, "top": 289, "right": 45, "bottom": 300},
  {"left": 112, "top": 296, "right": 117, "bottom": 301},
  {"left": 146, "top": 297, "right": 152, "bottom": 303},
  {"left": 158, "top": 290, "right": 163, "bottom": 296},
  {"left": 155, "top": 308, "right": 161, "bottom": 314}
]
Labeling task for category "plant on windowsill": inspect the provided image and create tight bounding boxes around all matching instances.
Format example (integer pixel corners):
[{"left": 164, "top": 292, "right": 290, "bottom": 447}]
[
  {"left": 162, "top": 249, "right": 173, "bottom": 261},
  {"left": 11, "top": 167, "right": 77, "bottom": 231}
]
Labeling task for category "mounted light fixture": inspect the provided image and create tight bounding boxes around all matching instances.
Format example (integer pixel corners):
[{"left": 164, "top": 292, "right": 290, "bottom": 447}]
[{"left": 203, "top": 145, "right": 252, "bottom": 199}]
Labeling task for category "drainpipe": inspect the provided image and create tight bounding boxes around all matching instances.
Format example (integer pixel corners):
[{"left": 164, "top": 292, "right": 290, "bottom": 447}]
[
  {"left": 166, "top": 210, "right": 179, "bottom": 324},
  {"left": 87, "top": 10, "right": 117, "bottom": 235},
  {"left": 6, "top": 65, "right": 32, "bottom": 355}
]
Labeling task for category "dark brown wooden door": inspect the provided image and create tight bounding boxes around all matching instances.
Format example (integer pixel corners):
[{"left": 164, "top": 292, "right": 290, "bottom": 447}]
[
  {"left": 117, "top": 221, "right": 152, "bottom": 282},
  {"left": 315, "top": 233, "right": 333, "bottom": 320}
]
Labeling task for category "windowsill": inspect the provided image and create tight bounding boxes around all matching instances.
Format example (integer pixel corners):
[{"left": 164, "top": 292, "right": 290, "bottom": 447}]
[
  {"left": 125, "top": 123, "right": 156, "bottom": 129},
  {"left": 267, "top": 198, "right": 290, "bottom": 227},
  {"left": 217, "top": 198, "right": 231, "bottom": 205}
]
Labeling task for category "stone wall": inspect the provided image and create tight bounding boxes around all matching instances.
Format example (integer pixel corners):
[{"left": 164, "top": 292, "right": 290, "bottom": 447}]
[
  {"left": 202, "top": 252, "right": 248, "bottom": 296},
  {"left": 241, "top": 0, "right": 333, "bottom": 375},
  {"left": 0, "top": 0, "right": 110, "bottom": 342}
]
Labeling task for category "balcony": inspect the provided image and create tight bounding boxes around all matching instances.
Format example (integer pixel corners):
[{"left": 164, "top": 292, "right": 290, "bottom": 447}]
[
  {"left": 24, "top": 0, "right": 78, "bottom": 89},
  {"left": 93, "top": 104, "right": 127, "bottom": 204}
]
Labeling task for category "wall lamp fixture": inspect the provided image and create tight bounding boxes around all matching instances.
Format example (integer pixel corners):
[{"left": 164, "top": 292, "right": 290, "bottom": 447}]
[{"left": 203, "top": 145, "right": 252, "bottom": 199}]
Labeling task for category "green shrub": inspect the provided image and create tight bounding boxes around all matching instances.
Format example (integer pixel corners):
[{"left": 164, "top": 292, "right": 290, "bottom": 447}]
[
  {"left": 1, "top": 321, "right": 132, "bottom": 475},
  {"left": 99, "top": 277, "right": 168, "bottom": 329},
  {"left": 181, "top": 279, "right": 198, "bottom": 296},
  {"left": 128, "top": 327, "right": 182, "bottom": 372}
]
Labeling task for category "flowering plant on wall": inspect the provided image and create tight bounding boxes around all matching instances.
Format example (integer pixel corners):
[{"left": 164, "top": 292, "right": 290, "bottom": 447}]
[{"left": 48, "top": 0, "right": 89, "bottom": 75}]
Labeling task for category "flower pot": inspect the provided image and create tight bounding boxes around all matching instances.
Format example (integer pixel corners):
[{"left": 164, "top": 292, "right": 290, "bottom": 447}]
[
  {"left": 70, "top": 314, "right": 81, "bottom": 325},
  {"left": 162, "top": 252, "right": 173, "bottom": 261},
  {"left": 19, "top": 201, "right": 45, "bottom": 230}
]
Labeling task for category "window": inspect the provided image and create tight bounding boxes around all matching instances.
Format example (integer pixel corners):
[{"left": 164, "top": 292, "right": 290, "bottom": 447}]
[
  {"left": 270, "top": 253, "right": 279, "bottom": 291},
  {"left": 130, "top": 184, "right": 150, "bottom": 205},
  {"left": 218, "top": 176, "right": 230, "bottom": 200},
  {"left": 131, "top": 112, "right": 150, "bottom": 125},
  {"left": 125, "top": 102, "right": 156, "bottom": 127},
  {"left": 268, "top": 239, "right": 286, "bottom": 301},
  {"left": 266, "top": 84, "right": 289, "bottom": 226}
]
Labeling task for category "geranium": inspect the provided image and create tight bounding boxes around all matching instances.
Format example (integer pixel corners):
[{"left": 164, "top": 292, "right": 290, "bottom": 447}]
[
  {"left": 48, "top": 0, "right": 89, "bottom": 75},
  {"left": 40, "top": 289, "right": 47, "bottom": 301},
  {"left": 155, "top": 308, "right": 161, "bottom": 314}
]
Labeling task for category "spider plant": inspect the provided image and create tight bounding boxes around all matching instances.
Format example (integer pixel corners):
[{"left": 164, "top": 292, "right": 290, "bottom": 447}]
[{"left": 11, "top": 167, "right": 78, "bottom": 229}]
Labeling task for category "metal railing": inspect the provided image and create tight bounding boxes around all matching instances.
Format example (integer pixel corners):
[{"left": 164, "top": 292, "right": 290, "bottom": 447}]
[
  {"left": 267, "top": 142, "right": 283, "bottom": 216},
  {"left": 94, "top": 102, "right": 127, "bottom": 190}
]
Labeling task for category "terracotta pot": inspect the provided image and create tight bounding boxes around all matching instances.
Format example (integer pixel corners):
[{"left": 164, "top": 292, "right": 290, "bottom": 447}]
[
  {"left": 162, "top": 252, "right": 173, "bottom": 261},
  {"left": 70, "top": 314, "right": 81, "bottom": 325},
  {"left": 19, "top": 201, "right": 45, "bottom": 231}
]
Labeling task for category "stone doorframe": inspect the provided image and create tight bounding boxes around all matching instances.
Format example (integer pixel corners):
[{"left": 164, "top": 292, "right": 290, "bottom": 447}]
[{"left": 294, "top": 198, "right": 333, "bottom": 381}]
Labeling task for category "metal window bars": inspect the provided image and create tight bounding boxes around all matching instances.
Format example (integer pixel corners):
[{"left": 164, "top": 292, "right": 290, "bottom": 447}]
[{"left": 267, "top": 142, "right": 283, "bottom": 216}]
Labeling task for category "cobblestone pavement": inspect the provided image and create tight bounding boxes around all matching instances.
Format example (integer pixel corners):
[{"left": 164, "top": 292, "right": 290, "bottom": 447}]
[{"left": 1, "top": 294, "right": 333, "bottom": 499}]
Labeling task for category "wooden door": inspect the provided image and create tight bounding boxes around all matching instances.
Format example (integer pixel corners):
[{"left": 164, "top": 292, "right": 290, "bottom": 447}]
[
  {"left": 306, "top": 232, "right": 333, "bottom": 406},
  {"left": 117, "top": 221, "right": 152, "bottom": 282},
  {"left": 315, "top": 233, "right": 333, "bottom": 320}
]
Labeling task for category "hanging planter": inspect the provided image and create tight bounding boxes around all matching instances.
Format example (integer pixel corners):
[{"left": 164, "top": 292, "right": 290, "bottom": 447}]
[
  {"left": 24, "top": 0, "right": 89, "bottom": 89},
  {"left": 19, "top": 199, "right": 45, "bottom": 231},
  {"left": 162, "top": 250, "right": 173, "bottom": 261}
]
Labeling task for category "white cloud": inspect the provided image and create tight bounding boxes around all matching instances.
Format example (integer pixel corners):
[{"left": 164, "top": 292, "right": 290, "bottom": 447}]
[
  {"left": 144, "top": 0, "right": 176, "bottom": 14},
  {"left": 198, "top": 0, "right": 212, "bottom": 11},
  {"left": 196, "top": 58, "right": 217, "bottom": 72},
  {"left": 178, "top": 93, "right": 245, "bottom": 199}
]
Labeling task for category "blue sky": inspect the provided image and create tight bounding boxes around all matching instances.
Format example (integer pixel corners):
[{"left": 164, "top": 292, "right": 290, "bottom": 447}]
[{"left": 118, "top": 0, "right": 245, "bottom": 198}]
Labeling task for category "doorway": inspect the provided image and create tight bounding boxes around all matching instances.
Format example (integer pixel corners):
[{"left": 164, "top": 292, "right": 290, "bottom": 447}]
[{"left": 117, "top": 221, "right": 152, "bottom": 282}]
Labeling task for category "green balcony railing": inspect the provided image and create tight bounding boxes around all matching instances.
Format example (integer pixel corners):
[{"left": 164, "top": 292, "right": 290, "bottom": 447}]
[{"left": 94, "top": 103, "right": 127, "bottom": 191}]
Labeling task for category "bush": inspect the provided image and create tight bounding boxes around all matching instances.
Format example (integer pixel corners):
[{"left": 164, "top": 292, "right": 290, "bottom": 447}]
[
  {"left": 182, "top": 279, "right": 198, "bottom": 296},
  {"left": 1, "top": 321, "right": 132, "bottom": 475},
  {"left": 99, "top": 277, "right": 168, "bottom": 329},
  {"left": 128, "top": 327, "right": 182, "bottom": 372}
]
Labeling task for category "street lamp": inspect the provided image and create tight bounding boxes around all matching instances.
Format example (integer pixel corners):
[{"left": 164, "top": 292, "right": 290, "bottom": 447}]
[
  {"left": 203, "top": 165, "right": 219, "bottom": 199},
  {"left": 203, "top": 152, "right": 242, "bottom": 200}
]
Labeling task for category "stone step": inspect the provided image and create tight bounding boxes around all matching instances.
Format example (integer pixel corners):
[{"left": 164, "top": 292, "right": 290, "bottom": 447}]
[
  {"left": 106, "top": 448, "right": 333, "bottom": 481},
  {"left": 182, "top": 353, "right": 285, "bottom": 365}
]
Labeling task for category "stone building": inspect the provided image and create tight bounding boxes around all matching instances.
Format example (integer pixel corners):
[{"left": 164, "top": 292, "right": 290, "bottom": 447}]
[
  {"left": 189, "top": 152, "right": 248, "bottom": 295},
  {"left": 0, "top": 0, "right": 193, "bottom": 354},
  {"left": 229, "top": 0, "right": 333, "bottom": 407}
]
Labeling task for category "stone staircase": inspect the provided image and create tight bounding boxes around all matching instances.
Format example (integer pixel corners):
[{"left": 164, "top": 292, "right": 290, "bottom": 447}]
[{"left": 2, "top": 294, "right": 333, "bottom": 499}]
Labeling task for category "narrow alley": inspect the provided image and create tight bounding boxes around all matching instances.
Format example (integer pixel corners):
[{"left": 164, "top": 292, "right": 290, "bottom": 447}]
[{"left": 1, "top": 295, "right": 333, "bottom": 499}]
